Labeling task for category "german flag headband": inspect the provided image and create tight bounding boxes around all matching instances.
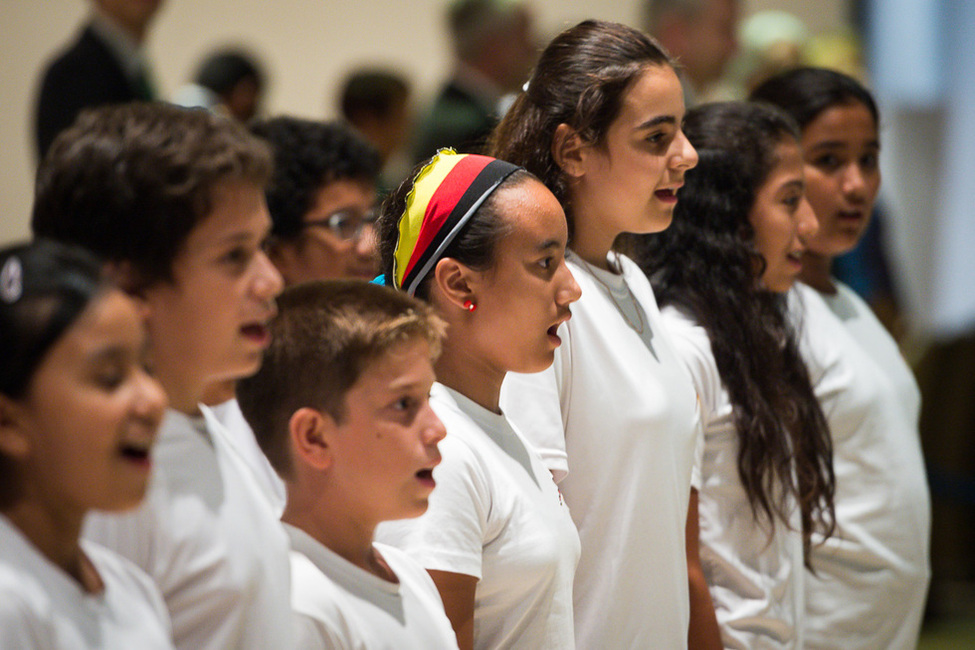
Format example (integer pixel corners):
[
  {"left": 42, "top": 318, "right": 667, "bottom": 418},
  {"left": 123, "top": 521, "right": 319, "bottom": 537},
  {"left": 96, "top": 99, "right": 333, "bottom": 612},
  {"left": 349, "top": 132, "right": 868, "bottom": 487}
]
[{"left": 391, "top": 149, "right": 521, "bottom": 296}]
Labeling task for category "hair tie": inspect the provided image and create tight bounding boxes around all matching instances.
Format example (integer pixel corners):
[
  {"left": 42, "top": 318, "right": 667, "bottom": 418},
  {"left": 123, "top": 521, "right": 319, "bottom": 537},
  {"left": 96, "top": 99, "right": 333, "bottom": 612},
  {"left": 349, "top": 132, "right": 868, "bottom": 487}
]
[
  {"left": 0, "top": 256, "right": 23, "bottom": 304},
  {"left": 391, "top": 149, "right": 520, "bottom": 295}
]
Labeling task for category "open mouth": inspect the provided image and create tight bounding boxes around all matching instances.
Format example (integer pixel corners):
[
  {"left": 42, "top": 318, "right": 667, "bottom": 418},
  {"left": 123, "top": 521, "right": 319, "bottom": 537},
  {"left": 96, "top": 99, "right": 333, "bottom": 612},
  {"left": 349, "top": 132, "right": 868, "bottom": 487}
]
[
  {"left": 119, "top": 443, "right": 151, "bottom": 466},
  {"left": 416, "top": 468, "right": 436, "bottom": 487},
  {"left": 241, "top": 323, "right": 271, "bottom": 344},
  {"left": 655, "top": 188, "right": 678, "bottom": 201}
]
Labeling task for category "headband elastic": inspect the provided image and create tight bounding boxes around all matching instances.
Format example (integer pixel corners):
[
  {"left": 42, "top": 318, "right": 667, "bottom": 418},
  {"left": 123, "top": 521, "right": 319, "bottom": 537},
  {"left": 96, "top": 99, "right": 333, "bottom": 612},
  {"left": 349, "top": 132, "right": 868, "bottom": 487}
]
[{"left": 391, "top": 149, "right": 521, "bottom": 295}]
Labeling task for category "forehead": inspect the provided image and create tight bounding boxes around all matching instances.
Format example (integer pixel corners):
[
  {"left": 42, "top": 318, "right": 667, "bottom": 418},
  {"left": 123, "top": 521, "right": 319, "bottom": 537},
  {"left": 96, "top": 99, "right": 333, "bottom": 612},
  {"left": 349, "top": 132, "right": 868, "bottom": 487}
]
[
  {"left": 803, "top": 103, "right": 878, "bottom": 145},
  {"left": 614, "top": 65, "right": 686, "bottom": 129},
  {"left": 352, "top": 338, "right": 434, "bottom": 393},
  {"left": 181, "top": 180, "right": 270, "bottom": 251},
  {"left": 42, "top": 290, "right": 141, "bottom": 364},
  {"left": 491, "top": 179, "right": 567, "bottom": 250},
  {"left": 306, "top": 179, "right": 376, "bottom": 219}
]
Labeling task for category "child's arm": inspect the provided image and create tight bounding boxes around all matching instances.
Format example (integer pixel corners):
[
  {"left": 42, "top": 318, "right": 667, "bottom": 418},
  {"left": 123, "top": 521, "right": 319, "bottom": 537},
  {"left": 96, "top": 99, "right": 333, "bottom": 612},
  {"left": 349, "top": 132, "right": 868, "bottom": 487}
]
[
  {"left": 686, "top": 488, "right": 722, "bottom": 649},
  {"left": 428, "top": 570, "right": 477, "bottom": 650}
]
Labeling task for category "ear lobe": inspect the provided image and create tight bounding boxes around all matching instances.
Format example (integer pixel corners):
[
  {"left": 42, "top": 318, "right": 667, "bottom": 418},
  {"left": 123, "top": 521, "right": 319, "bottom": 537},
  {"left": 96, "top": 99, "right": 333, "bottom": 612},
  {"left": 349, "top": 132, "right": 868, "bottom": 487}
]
[
  {"left": 552, "top": 123, "right": 588, "bottom": 178},
  {"left": 0, "top": 396, "right": 31, "bottom": 460},
  {"left": 432, "top": 257, "right": 477, "bottom": 312},
  {"left": 288, "top": 407, "right": 333, "bottom": 471}
]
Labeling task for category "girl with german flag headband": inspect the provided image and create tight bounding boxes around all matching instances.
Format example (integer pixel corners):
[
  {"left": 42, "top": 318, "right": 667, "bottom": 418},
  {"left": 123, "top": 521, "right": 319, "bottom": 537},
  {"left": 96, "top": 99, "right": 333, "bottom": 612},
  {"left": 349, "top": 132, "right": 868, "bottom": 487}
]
[{"left": 375, "top": 148, "right": 583, "bottom": 649}]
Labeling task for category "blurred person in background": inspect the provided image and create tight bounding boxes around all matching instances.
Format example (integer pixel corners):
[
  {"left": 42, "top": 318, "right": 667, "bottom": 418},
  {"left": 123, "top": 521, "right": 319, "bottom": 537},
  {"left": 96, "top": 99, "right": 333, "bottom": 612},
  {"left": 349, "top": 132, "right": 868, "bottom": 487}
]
[
  {"left": 34, "top": 0, "right": 164, "bottom": 159},
  {"left": 339, "top": 68, "right": 414, "bottom": 192},
  {"left": 174, "top": 48, "right": 266, "bottom": 123},
  {"left": 412, "top": 0, "right": 537, "bottom": 162},
  {"left": 643, "top": 0, "right": 740, "bottom": 105}
]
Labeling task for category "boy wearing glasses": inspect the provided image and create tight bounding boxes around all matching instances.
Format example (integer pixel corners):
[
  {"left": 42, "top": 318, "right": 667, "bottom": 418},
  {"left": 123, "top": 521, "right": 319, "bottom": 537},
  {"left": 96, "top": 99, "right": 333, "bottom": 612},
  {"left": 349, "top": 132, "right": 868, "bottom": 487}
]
[{"left": 251, "top": 117, "right": 382, "bottom": 283}]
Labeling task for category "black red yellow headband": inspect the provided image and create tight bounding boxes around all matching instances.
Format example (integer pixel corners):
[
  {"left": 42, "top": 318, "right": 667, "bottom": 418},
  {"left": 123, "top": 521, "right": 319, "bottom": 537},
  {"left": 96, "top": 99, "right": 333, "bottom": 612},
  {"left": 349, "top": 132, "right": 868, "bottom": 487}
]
[{"left": 391, "top": 149, "right": 520, "bottom": 295}]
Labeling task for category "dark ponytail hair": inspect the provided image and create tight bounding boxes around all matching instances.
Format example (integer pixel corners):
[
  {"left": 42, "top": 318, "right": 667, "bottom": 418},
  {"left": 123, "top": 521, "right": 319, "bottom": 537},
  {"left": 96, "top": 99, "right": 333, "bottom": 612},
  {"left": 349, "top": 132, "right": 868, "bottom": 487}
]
[
  {"left": 635, "top": 102, "right": 835, "bottom": 563},
  {"left": 0, "top": 239, "right": 107, "bottom": 399},
  {"left": 489, "top": 19, "right": 673, "bottom": 236}
]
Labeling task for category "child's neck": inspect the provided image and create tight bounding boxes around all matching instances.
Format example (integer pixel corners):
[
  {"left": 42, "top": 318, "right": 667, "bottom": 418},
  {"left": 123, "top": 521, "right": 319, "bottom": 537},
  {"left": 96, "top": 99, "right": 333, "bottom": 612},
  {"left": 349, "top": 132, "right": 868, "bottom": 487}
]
[
  {"left": 434, "top": 343, "right": 504, "bottom": 414},
  {"left": 2, "top": 502, "right": 102, "bottom": 592},
  {"left": 799, "top": 251, "right": 836, "bottom": 294},
  {"left": 153, "top": 363, "right": 206, "bottom": 415},
  {"left": 282, "top": 497, "right": 396, "bottom": 583}
]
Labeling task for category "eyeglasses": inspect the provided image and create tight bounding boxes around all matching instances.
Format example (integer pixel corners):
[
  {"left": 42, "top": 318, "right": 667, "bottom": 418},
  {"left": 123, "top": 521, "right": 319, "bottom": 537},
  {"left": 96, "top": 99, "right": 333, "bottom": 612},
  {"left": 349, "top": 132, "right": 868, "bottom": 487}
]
[{"left": 301, "top": 208, "right": 377, "bottom": 241}]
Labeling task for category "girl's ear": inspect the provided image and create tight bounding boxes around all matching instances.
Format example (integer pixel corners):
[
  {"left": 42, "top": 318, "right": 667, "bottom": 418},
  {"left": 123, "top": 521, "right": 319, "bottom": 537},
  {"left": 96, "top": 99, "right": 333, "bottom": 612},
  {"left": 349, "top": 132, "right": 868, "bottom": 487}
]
[
  {"left": 0, "top": 396, "right": 31, "bottom": 459},
  {"left": 552, "top": 123, "right": 589, "bottom": 179},
  {"left": 288, "top": 407, "right": 334, "bottom": 471},
  {"left": 432, "top": 257, "right": 479, "bottom": 312}
]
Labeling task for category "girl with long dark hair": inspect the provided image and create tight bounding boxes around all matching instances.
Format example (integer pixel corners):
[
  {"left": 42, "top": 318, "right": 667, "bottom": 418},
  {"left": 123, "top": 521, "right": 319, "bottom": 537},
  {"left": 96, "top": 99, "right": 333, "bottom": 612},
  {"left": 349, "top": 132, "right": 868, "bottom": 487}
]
[
  {"left": 490, "top": 20, "right": 718, "bottom": 648},
  {"left": 636, "top": 101, "right": 835, "bottom": 648}
]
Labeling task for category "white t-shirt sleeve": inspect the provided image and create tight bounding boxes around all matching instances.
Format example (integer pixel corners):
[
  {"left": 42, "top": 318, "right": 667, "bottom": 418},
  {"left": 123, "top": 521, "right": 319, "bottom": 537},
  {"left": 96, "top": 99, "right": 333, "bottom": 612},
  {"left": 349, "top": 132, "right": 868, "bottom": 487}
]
[
  {"left": 660, "top": 308, "right": 718, "bottom": 493},
  {"left": 500, "top": 324, "right": 572, "bottom": 482},
  {"left": 378, "top": 436, "right": 491, "bottom": 579}
]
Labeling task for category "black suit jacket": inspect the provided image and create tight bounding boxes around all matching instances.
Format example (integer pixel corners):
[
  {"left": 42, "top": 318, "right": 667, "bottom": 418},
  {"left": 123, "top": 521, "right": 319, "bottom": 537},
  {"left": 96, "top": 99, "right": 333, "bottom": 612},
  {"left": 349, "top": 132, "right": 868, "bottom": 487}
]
[{"left": 34, "top": 24, "right": 144, "bottom": 159}]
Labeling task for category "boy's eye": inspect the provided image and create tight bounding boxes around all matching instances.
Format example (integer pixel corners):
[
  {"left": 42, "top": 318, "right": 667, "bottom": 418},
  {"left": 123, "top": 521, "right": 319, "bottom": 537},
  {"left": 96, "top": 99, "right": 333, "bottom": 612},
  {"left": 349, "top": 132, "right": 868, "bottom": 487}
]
[
  {"left": 393, "top": 396, "right": 415, "bottom": 411},
  {"left": 220, "top": 246, "right": 254, "bottom": 270},
  {"left": 93, "top": 364, "right": 127, "bottom": 390}
]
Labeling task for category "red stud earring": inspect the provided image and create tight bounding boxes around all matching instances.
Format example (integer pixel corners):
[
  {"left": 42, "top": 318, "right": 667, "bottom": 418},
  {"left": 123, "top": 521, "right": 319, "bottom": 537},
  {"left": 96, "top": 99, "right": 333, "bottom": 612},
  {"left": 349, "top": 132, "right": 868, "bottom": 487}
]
[{"left": 463, "top": 300, "right": 477, "bottom": 312}]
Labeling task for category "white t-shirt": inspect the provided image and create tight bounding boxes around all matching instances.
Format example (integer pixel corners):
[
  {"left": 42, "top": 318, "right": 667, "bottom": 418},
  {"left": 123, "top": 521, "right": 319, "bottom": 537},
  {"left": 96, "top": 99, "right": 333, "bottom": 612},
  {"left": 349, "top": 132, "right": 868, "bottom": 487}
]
[
  {"left": 0, "top": 514, "right": 172, "bottom": 649},
  {"left": 208, "top": 397, "right": 287, "bottom": 516},
  {"left": 791, "top": 282, "right": 930, "bottom": 649},
  {"left": 378, "top": 382, "right": 580, "bottom": 649},
  {"left": 662, "top": 306, "right": 805, "bottom": 649},
  {"left": 83, "top": 407, "right": 294, "bottom": 650},
  {"left": 286, "top": 525, "right": 459, "bottom": 649},
  {"left": 500, "top": 251, "right": 700, "bottom": 649}
]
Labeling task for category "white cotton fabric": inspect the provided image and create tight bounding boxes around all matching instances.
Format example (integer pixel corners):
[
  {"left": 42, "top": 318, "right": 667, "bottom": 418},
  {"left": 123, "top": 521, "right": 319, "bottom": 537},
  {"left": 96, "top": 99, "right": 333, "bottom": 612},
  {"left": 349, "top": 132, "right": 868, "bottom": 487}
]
[
  {"left": 83, "top": 407, "right": 294, "bottom": 650},
  {"left": 207, "top": 397, "right": 287, "bottom": 516},
  {"left": 791, "top": 282, "right": 930, "bottom": 649},
  {"left": 662, "top": 306, "right": 805, "bottom": 649},
  {"left": 500, "top": 251, "right": 699, "bottom": 649},
  {"left": 377, "top": 382, "right": 580, "bottom": 650},
  {"left": 286, "top": 526, "right": 459, "bottom": 650},
  {"left": 0, "top": 514, "right": 173, "bottom": 649}
]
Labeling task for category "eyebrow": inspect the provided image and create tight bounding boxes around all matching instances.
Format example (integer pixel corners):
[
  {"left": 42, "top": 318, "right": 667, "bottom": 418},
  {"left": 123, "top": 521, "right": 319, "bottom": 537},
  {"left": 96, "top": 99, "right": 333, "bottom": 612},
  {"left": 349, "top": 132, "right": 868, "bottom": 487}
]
[
  {"left": 535, "top": 238, "right": 563, "bottom": 252},
  {"left": 634, "top": 115, "right": 678, "bottom": 131},
  {"left": 808, "top": 139, "right": 880, "bottom": 152}
]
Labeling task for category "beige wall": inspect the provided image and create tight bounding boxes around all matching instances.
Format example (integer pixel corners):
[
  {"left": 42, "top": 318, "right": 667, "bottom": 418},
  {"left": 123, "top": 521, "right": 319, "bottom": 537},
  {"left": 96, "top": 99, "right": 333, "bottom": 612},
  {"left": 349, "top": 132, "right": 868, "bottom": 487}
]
[{"left": 0, "top": 0, "right": 845, "bottom": 244}]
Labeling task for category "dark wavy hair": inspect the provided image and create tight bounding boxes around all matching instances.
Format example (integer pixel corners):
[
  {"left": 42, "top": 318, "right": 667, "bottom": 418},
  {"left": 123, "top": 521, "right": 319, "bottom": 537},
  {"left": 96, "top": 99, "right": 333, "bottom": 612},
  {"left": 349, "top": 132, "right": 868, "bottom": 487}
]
[
  {"left": 250, "top": 117, "right": 382, "bottom": 241},
  {"left": 749, "top": 66, "right": 879, "bottom": 132},
  {"left": 489, "top": 19, "right": 673, "bottom": 237},
  {"left": 634, "top": 102, "right": 835, "bottom": 562},
  {"left": 376, "top": 158, "right": 528, "bottom": 301},
  {"left": 33, "top": 103, "right": 272, "bottom": 288}
]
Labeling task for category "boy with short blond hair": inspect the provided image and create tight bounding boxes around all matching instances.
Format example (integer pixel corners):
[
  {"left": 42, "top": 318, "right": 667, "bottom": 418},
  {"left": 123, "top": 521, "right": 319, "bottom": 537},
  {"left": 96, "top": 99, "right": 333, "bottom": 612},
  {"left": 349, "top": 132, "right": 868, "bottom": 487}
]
[{"left": 237, "top": 280, "right": 459, "bottom": 649}]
